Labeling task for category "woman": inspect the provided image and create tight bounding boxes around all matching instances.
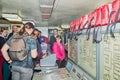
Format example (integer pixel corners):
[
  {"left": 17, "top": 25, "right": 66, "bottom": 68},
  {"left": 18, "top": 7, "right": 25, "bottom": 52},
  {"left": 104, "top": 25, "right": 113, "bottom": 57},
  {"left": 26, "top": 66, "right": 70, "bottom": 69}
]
[
  {"left": 1, "top": 22, "right": 37, "bottom": 80},
  {"left": 52, "top": 35, "right": 66, "bottom": 68},
  {"left": 0, "top": 29, "right": 7, "bottom": 80},
  {"left": 32, "top": 29, "right": 42, "bottom": 67}
]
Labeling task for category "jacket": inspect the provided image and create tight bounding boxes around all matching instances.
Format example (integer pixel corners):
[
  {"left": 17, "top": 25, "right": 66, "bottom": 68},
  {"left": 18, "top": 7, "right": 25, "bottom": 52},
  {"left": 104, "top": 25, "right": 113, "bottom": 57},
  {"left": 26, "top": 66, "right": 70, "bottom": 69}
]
[{"left": 52, "top": 42, "right": 66, "bottom": 61}]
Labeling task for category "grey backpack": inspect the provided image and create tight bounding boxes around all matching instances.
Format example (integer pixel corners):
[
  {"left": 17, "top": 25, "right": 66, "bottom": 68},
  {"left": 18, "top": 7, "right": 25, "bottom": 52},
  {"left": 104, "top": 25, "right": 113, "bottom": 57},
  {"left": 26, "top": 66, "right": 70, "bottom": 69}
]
[{"left": 9, "top": 34, "right": 27, "bottom": 61}]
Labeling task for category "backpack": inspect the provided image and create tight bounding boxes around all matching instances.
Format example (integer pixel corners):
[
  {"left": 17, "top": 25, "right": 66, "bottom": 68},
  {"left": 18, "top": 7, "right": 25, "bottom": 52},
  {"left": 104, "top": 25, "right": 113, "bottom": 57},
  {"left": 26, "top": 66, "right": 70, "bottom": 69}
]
[{"left": 9, "top": 34, "right": 27, "bottom": 61}]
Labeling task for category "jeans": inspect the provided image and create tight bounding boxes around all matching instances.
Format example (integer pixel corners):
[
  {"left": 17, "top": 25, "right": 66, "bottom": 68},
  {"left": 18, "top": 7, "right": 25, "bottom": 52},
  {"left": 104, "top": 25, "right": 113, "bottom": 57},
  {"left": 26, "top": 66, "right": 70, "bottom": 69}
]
[
  {"left": 11, "top": 66, "right": 33, "bottom": 80},
  {"left": 3, "top": 61, "right": 10, "bottom": 80}
]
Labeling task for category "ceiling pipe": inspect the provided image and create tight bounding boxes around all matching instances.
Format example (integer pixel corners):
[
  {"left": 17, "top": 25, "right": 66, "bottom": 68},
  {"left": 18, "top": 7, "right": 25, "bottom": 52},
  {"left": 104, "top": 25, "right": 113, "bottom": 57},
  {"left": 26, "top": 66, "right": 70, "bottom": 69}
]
[{"left": 49, "top": 0, "right": 56, "bottom": 19}]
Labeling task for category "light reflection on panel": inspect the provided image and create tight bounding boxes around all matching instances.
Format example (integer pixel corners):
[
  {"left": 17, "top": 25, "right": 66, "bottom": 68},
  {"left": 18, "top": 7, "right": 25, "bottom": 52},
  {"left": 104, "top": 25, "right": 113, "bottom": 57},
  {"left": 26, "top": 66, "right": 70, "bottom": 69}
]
[
  {"left": 78, "top": 35, "right": 96, "bottom": 78},
  {"left": 101, "top": 33, "right": 120, "bottom": 80}
]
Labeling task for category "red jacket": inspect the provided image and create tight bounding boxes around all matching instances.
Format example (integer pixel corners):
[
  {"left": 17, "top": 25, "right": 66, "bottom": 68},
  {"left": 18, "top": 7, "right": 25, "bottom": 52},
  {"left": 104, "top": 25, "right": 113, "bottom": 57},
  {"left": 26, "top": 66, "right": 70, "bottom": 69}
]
[{"left": 52, "top": 42, "right": 66, "bottom": 61}]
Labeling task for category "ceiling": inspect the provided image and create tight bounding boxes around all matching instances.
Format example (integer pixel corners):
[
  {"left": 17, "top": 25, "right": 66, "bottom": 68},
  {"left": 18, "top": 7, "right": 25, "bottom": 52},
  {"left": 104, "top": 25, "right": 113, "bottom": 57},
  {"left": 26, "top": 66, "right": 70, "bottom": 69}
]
[{"left": 0, "top": 0, "right": 113, "bottom": 27}]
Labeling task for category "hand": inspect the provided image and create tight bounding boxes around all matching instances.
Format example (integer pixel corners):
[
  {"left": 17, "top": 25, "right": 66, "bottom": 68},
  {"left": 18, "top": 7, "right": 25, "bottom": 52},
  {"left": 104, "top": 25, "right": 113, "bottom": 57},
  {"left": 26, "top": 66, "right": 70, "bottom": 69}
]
[
  {"left": 36, "top": 63, "right": 40, "bottom": 67},
  {"left": 7, "top": 59, "right": 12, "bottom": 64},
  {"left": 42, "top": 54, "right": 47, "bottom": 58}
]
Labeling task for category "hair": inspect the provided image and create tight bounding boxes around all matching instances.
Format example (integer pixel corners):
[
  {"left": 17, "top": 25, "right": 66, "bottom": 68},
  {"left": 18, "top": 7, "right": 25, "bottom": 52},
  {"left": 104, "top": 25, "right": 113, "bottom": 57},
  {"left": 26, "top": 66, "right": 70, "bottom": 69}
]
[
  {"left": 0, "top": 29, "right": 7, "bottom": 35},
  {"left": 53, "top": 28, "right": 58, "bottom": 31},
  {"left": 12, "top": 25, "right": 18, "bottom": 28},
  {"left": 1, "top": 29, "right": 5, "bottom": 32},
  {"left": 56, "top": 35, "right": 62, "bottom": 43},
  {"left": 19, "top": 26, "right": 25, "bottom": 35},
  {"left": 25, "top": 22, "right": 34, "bottom": 29},
  {"left": 19, "top": 22, "right": 35, "bottom": 35},
  {"left": 38, "top": 30, "right": 41, "bottom": 33},
  {"left": 31, "top": 28, "right": 39, "bottom": 36},
  {"left": 33, "top": 28, "right": 38, "bottom": 33}
]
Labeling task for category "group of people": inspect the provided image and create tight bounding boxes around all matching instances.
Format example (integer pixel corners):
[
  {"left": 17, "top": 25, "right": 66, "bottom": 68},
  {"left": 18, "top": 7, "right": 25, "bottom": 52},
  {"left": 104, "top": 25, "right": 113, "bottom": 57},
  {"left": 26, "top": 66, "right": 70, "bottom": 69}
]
[{"left": 0, "top": 22, "right": 66, "bottom": 80}]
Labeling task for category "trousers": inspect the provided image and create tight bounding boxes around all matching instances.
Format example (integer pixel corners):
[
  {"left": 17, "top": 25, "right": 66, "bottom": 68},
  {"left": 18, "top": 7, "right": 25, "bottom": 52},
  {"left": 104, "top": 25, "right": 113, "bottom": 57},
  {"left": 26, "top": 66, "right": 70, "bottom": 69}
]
[{"left": 11, "top": 66, "right": 33, "bottom": 80}]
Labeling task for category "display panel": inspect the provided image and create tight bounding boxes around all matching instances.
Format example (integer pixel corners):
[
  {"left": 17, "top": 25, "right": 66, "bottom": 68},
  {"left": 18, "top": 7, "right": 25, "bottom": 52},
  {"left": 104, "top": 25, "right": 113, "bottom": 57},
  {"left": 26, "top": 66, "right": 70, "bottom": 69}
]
[
  {"left": 78, "top": 34, "right": 96, "bottom": 78},
  {"left": 100, "top": 33, "right": 120, "bottom": 80},
  {"left": 68, "top": 38, "right": 77, "bottom": 62},
  {"left": 66, "top": 61, "right": 73, "bottom": 72}
]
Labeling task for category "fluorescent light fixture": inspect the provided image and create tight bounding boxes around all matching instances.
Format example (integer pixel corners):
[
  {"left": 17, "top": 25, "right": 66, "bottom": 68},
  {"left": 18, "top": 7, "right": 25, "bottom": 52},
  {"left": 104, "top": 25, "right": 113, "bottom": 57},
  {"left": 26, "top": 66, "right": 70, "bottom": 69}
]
[
  {"left": 2, "top": 13, "right": 22, "bottom": 22},
  {"left": 61, "top": 24, "right": 70, "bottom": 29},
  {"left": 40, "top": 5, "right": 53, "bottom": 8}
]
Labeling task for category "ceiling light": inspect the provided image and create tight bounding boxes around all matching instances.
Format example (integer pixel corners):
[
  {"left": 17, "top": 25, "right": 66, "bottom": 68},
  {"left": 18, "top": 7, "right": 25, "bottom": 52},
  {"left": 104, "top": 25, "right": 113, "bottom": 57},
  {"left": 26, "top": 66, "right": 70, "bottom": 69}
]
[
  {"left": 40, "top": 5, "right": 53, "bottom": 8},
  {"left": 2, "top": 13, "right": 22, "bottom": 22},
  {"left": 61, "top": 24, "right": 70, "bottom": 29}
]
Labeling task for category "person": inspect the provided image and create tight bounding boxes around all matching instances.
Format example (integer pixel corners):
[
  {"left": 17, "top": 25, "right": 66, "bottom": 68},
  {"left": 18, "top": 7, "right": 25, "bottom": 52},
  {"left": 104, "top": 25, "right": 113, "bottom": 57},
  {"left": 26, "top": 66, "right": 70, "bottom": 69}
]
[
  {"left": 39, "top": 37, "right": 51, "bottom": 58},
  {"left": 32, "top": 29, "right": 42, "bottom": 67},
  {"left": 49, "top": 28, "right": 58, "bottom": 50},
  {"left": 33, "top": 29, "right": 51, "bottom": 67},
  {"left": 38, "top": 30, "right": 49, "bottom": 44},
  {"left": 3, "top": 25, "right": 18, "bottom": 80},
  {"left": 52, "top": 35, "right": 66, "bottom": 68},
  {"left": 6, "top": 25, "right": 18, "bottom": 40},
  {"left": 0, "top": 29, "right": 8, "bottom": 80},
  {"left": 1, "top": 22, "right": 38, "bottom": 80}
]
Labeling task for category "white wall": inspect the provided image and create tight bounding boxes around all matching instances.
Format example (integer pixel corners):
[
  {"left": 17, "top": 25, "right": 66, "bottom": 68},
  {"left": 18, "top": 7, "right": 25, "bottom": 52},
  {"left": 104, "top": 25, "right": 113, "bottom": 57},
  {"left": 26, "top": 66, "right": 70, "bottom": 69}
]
[{"left": 36, "top": 27, "right": 48, "bottom": 37}]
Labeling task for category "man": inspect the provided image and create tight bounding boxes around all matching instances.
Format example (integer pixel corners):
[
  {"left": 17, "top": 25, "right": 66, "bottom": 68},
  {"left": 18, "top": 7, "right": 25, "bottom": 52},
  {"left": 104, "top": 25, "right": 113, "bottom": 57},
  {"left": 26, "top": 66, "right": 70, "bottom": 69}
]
[
  {"left": 3, "top": 25, "right": 18, "bottom": 80},
  {"left": 7, "top": 25, "right": 18, "bottom": 40},
  {"left": 49, "top": 28, "right": 58, "bottom": 50},
  {"left": 2, "top": 22, "right": 37, "bottom": 80}
]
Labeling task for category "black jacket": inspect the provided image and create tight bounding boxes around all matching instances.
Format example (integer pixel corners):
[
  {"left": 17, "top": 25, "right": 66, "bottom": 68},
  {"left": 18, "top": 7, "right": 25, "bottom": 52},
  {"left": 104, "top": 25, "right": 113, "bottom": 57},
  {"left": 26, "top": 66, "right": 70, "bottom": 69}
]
[
  {"left": 0, "top": 36, "right": 6, "bottom": 49},
  {"left": 49, "top": 35, "right": 56, "bottom": 49}
]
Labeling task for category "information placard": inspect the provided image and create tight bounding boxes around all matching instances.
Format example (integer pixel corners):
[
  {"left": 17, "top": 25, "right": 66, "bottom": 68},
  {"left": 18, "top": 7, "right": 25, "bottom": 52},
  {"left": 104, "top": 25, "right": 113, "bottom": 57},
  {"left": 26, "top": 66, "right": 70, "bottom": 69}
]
[
  {"left": 78, "top": 35, "right": 96, "bottom": 78},
  {"left": 68, "top": 39, "right": 77, "bottom": 62},
  {"left": 101, "top": 33, "right": 120, "bottom": 80}
]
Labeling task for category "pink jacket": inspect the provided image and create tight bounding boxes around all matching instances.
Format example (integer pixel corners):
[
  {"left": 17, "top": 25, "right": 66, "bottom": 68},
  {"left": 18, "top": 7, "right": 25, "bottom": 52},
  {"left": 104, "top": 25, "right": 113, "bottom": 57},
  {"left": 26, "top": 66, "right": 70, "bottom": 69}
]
[{"left": 52, "top": 42, "right": 66, "bottom": 61}]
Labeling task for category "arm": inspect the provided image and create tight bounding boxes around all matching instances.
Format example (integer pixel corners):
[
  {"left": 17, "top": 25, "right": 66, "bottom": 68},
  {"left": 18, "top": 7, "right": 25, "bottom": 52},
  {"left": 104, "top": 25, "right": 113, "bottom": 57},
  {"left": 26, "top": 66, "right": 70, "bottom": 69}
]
[
  {"left": 31, "top": 49, "right": 37, "bottom": 58},
  {"left": 61, "top": 44, "right": 66, "bottom": 60},
  {"left": 47, "top": 44, "right": 52, "bottom": 54},
  {"left": 30, "top": 38, "right": 38, "bottom": 58},
  {"left": 1, "top": 44, "right": 12, "bottom": 63}
]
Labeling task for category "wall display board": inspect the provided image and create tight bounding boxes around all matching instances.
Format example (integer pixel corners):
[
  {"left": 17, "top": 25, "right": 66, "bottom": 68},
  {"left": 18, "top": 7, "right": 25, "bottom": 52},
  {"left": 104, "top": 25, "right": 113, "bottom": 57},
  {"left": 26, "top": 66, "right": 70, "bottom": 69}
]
[
  {"left": 100, "top": 33, "right": 120, "bottom": 80},
  {"left": 68, "top": 39, "right": 78, "bottom": 62},
  {"left": 78, "top": 34, "right": 96, "bottom": 78}
]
